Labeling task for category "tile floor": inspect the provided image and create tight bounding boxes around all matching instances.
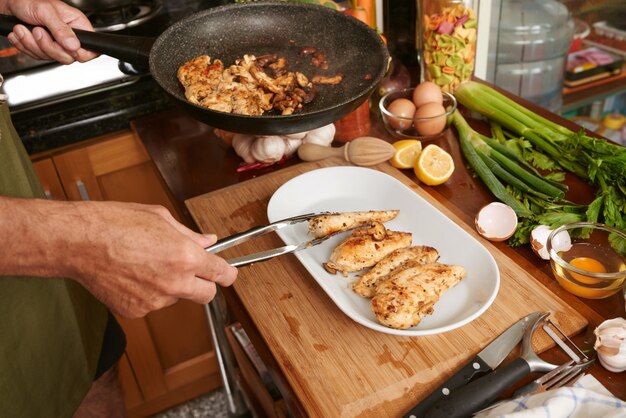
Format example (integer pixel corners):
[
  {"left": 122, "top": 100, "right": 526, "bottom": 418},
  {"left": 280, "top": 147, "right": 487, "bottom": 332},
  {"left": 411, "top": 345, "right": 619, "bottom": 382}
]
[{"left": 153, "top": 389, "right": 229, "bottom": 418}]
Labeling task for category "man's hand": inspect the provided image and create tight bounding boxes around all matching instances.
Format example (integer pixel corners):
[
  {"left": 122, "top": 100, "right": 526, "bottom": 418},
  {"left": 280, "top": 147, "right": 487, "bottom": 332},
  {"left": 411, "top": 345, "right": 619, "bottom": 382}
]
[
  {"left": 3, "top": 0, "right": 97, "bottom": 64},
  {"left": 0, "top": 197, "right": 238, "bottom": 318}
]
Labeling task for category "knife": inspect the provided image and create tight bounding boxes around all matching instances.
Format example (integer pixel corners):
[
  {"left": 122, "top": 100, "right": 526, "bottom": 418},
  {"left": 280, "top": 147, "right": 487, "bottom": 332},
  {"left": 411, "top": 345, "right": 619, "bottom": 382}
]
[{"left": 402, "top": 312, "right": 543, "bottom": 418}]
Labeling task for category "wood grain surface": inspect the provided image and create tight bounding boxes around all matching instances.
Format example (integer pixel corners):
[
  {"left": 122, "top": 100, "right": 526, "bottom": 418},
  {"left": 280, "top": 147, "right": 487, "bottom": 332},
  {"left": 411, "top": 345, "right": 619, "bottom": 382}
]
[{"left": 186, "top": 158, "right": 587, "bottom": 418}]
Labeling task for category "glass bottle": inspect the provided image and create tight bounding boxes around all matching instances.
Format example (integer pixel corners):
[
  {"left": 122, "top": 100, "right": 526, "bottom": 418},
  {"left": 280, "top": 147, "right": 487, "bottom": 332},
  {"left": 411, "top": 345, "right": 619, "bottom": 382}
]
[
  {"left": 417, "top": 0, "right": 479, "bottom": 93},
  {"left": 333, "top": 100, "right": 371, "bottom": 142}
]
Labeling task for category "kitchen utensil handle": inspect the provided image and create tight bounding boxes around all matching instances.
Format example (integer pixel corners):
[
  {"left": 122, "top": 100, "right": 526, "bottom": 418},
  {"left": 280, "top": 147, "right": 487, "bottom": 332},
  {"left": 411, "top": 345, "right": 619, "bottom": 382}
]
[
  {"left": 424, "top": 357, "right": 531, "bottom": 418},
  {"left": 403, "top": 357, "right": 492, "bottom": 418},
  {"left": 0, "top": 15, "right": 26, "bottom": 36},
  {"left": 297, "top": 143, "right": 345, "bottom": 162},
  {"left": 0, "top": 15, "right": 153, "bottom": 68},
  {"left": 74, "top": 29, "right": 154, "bottom": 68}
]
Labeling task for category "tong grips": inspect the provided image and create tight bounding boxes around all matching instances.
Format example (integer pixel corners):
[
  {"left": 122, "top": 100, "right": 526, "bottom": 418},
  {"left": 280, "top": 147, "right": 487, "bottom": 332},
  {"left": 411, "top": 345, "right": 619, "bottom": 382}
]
[{"left": 205, "top": 212, "right": 334, "bottom": 267}]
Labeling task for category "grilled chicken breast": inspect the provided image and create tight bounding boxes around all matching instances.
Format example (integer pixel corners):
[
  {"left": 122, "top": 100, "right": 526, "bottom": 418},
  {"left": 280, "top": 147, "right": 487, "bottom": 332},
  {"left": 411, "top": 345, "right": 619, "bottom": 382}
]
[
  {"left": 371, "top": 261, "right": 466, "bottom": 329},
  {"left": 325, "top": 230, "right": 412, "bottom": 275},
  {"left": 352, "top": 246, "right": 440, "bottom": 297},
  {"left": 308, "top": 210, "right": 400, "bottom": 238}
]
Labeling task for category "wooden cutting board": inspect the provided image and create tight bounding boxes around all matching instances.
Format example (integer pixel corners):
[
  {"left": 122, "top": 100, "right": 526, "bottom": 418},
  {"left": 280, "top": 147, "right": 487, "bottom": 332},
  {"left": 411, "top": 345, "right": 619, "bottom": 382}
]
[{"left": 186, "top": 159, "right": 587, "bottom": 418}]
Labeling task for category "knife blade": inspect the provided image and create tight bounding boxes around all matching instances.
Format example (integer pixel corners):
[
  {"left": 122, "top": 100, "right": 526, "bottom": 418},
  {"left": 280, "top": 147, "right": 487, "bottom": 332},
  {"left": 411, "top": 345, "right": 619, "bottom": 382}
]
[{"left": 402, "top": 312, "right": 543, "bottom": 418}]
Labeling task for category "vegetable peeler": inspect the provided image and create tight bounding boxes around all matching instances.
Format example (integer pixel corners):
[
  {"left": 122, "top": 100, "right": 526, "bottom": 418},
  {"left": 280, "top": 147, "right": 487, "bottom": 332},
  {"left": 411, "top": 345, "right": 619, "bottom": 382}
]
[{"left": 205, "top": 212, "right": 336, "bottom": 267}]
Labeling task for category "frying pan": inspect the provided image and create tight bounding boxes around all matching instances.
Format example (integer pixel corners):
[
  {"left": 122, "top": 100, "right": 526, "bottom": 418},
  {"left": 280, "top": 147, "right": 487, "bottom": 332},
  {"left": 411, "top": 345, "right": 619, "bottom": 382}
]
[{"left": 0, "top": 2, "right": 390, "bottom": 135}]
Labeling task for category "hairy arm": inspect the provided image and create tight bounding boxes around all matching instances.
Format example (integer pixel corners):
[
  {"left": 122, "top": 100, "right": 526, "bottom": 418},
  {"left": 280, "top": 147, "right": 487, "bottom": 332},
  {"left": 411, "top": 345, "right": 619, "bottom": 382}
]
[
  {"left": 0, "top": 0, "right": 97, "bottom": 64},
  {"left": 0, "top": 196, "right": 238, "bottom": 318}
]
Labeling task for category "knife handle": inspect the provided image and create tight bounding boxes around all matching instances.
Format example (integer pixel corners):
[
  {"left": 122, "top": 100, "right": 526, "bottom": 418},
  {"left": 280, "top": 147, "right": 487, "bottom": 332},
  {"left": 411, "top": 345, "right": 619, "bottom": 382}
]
[
  {"left": 424, "top": 357, "right": 531, "bottom": 418},
  {"left": 402, "top": 356, "right": 492, "bottom": 418}
]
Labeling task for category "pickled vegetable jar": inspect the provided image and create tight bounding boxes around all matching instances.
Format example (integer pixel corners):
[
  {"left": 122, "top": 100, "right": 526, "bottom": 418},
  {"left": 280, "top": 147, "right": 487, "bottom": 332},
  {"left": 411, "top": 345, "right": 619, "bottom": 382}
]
[{"left": 417, "top": 0, "right": 478, "bottom": 93}]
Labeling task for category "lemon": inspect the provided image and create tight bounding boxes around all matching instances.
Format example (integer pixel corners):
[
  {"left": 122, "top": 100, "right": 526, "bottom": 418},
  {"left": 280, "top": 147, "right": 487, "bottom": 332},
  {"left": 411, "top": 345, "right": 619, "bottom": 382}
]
[
  {"left": 414, "top": 144, "right": 455, "bottom": 186},
  {"left": 390, "top": 140, "right": 423, "bottom": 169}
]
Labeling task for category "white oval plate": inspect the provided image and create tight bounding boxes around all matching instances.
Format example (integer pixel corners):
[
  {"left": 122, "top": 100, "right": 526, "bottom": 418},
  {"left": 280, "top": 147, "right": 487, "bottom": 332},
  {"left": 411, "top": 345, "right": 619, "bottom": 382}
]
[{"left": 267, "top": 166, "right": 500, "bottom": 336}]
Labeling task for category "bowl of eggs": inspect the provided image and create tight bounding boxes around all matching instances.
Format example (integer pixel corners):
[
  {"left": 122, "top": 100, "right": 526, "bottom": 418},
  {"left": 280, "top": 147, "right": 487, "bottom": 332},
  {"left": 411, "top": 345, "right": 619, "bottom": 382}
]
[
  {"left": 546, "top": 222, "right": 626, "bottom": 299},
  {"left": 379, "top": 82, "right": 457, "bottom": 140}
]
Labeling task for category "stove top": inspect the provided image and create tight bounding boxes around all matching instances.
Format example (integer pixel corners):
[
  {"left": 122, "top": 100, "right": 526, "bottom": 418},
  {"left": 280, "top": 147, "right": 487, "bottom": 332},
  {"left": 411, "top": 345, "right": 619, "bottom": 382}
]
[
  {"left": 87, "top": 0, "right": 164, "bottom": 32},
  {"left": 0, "top": 0, "right": 229, "bottom": 152},
  {"left": 0, "top": 0, "right": 229, "bottom": 108}
]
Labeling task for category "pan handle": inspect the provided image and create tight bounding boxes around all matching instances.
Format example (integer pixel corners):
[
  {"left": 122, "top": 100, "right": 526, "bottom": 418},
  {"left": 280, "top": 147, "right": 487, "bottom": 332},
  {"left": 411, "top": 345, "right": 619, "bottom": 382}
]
[{"left": 0, "top": 15, "right": 153, "bottom": 68}]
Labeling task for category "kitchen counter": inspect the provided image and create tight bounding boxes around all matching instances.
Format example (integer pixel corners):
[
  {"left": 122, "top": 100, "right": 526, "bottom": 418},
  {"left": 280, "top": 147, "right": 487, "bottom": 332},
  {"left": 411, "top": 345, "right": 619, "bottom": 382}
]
[{"left": 133, "top": 93, "right": 626, "bottom": 415}]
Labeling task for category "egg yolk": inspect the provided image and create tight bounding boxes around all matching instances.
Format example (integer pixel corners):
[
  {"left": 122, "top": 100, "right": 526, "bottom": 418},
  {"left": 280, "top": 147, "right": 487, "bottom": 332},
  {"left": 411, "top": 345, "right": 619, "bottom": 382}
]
[{"left": 569, "top": 257, "right": 606, "bottom": 284}]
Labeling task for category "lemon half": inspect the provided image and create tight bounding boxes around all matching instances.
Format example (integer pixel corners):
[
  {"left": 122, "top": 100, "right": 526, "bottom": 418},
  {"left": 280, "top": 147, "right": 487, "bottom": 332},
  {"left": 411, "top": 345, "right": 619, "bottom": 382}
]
[
  {"left": 414, "top": 144, "right": 454, "bottom": 186},
  {"left": 390, "top": 140, "right": 423, "bottom": 169}
]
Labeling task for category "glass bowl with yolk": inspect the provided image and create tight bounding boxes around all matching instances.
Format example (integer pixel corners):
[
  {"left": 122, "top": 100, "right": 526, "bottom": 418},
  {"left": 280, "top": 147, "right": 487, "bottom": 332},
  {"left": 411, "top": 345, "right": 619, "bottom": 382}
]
[{"left": 547, "top": 222, "right": 626, "bottom": 299}]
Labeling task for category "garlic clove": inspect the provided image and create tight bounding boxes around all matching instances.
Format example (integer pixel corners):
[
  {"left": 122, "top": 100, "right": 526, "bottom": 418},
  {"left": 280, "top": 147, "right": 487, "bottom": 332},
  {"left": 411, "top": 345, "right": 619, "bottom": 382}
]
[
  {"left": 594, "top": 318, "right": 626, "bottom": 373},
  {"left": 530, "top": 224, "right": 572, "bottom": 260}
]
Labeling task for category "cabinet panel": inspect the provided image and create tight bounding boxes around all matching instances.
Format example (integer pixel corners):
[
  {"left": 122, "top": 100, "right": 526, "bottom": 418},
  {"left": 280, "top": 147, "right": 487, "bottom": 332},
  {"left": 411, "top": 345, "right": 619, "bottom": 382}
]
[{"left": 31, "top": 158, "right": 67, "bottom": 200}]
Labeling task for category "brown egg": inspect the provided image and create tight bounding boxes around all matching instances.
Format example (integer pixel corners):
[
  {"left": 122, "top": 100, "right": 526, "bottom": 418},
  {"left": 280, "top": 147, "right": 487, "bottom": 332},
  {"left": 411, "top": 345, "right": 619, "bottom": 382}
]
[
  {"left": 414, "top": 102, "right": 447, "bottom": 136},
  {"left": 386, "top": 98, "right": 416, "bottom": 130},
  {"left": 412, "top": 82, "right": 443, "bottom": 109}
]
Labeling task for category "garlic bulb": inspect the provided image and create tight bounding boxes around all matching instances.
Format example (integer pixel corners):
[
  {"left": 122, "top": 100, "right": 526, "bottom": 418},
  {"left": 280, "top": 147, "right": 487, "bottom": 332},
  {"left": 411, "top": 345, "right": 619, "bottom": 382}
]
[
  {"left": 251, "top": 136, "right": 286, "bottom": 163},
  {"left": 302, "top": 123, "right": 335, "bottom": 146},
  {"left": 594, "top": 318, "right": 626, "bottom": 373},
  {"left": 530, "top": 225, "right": 572, "bottom": 260},
  {"left": 283, "top": 137, "right": 303, "bottom": 157},
  {"left": 232, "top": 134, "right": 256, "bottom": 163},
  {"left": 283, "top": 131, "right": 307, "bottom": 140}
]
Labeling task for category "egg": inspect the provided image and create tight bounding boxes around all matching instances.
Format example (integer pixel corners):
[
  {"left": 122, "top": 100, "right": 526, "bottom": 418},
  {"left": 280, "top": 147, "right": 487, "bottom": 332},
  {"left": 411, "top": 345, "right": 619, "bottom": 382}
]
[
  {"left": 569, "top": 257, "right": 606, "bottom": 284},
  {"left": 386, "top": 98, "right": 416, "bottom": 130},
  {"left": 413, "top": 102, "right": 447, "bottom": 136},
  {"left": 412, "top": 81, "right": 443, "bottom": 109},
  {"left": 474, "top": 202, "right": 518, "bottom": 241}
]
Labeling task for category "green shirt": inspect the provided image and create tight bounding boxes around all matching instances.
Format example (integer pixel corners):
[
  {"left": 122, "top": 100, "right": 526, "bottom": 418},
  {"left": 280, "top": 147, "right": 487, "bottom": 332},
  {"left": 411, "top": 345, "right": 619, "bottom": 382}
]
[{"left": 0, "top": 101, "right": 108, "bottom": 417}]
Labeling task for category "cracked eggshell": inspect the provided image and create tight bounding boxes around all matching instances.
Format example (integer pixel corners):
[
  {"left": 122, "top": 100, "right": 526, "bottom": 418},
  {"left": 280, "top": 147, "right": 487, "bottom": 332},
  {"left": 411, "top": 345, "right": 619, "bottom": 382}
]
[
  {"left": 474, "top": 202, "right": 518, "bottom": 241},
  {"left": 530, "top": 225, "right": 572, "bottom": 260}
]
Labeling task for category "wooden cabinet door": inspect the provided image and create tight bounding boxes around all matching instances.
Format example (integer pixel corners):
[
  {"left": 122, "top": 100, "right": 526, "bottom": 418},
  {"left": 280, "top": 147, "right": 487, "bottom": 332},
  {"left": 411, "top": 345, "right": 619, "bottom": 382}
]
[
  {"left": 31, "top": 158, "right": 67, "bottom": 200},
  {"left": 49, "top": 131, "right": 222, "bottom": 417}
]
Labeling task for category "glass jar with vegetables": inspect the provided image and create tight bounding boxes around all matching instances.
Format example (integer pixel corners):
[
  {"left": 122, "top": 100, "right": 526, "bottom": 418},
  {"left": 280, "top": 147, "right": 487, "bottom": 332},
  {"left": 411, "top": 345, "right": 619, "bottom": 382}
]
[{"left": 417, "top": 0, "right": 479, "bottom": 93}]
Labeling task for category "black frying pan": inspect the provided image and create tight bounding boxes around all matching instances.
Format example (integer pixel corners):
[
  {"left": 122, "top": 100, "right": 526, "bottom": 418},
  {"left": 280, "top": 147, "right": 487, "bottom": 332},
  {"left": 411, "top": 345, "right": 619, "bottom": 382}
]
[{"left": 0, "top": 2, "right": 389, "bottom": 135}]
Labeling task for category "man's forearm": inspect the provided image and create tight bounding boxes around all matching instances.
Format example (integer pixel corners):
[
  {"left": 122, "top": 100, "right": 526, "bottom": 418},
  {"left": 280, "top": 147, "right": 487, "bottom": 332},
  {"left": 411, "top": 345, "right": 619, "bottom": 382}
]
[{"left": 0, "top": 196, "right": 81, "bottom": 279}]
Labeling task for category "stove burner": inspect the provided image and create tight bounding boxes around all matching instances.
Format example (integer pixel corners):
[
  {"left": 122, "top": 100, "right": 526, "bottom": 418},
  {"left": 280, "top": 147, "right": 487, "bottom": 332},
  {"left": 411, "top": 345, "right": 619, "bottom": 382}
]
[{"left": 88, "top": 1, "right": 163, "bottom": 32}]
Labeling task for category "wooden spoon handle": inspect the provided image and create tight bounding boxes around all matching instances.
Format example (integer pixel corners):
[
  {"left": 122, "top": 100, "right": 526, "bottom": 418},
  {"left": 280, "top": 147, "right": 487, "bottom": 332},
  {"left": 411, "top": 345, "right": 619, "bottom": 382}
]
[{"left": 297, "top": 143, "right": 346, "bottom": 162}]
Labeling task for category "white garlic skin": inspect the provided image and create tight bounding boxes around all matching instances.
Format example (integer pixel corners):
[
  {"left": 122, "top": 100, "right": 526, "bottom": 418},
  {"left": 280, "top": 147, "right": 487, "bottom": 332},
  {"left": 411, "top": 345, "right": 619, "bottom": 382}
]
[
  {"left": 530, "top": 225, "right": 572, "bottom": 260},
  {"left": 302, "top": 123, "right": 335, "bottom": 146},
  {"left": 283, "top": 137, "right": 303, "bottom": 157},
  {"left": 594, "top": 317, "right": 626, "bottom": 373},
  {"left": 251, "top": 136, "right": 286, "bottom": 163},
  {"left": 231, "top": 134, "right": 256, "bottom": 163}
]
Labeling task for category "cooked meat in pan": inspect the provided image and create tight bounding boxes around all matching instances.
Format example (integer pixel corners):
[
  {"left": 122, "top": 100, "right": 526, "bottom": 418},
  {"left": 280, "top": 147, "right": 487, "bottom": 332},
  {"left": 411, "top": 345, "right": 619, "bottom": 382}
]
[
  {"left": 308, "top": 210, "right": 400, "bottom": 238},
  {"left": 371, "top": 261, "right": 466, "bottom": 330},
  {"left": 178, "top": 51, "right": 342, "bottom": 116},
  {"left": 352, "top": 246, "right": 440, "bottom": 298}
]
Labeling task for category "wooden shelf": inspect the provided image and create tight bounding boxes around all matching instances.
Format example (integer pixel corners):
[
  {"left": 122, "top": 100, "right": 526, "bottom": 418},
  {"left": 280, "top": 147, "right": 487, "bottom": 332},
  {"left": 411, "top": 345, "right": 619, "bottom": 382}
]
[{"left": 562, "top": 66, "right": 626, "bottom": 113}]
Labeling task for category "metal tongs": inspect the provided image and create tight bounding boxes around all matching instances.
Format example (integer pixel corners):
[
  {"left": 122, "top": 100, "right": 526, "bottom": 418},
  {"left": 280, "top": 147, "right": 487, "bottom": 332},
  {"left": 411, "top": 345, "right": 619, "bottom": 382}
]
[{"left": 205, "top": 212, "right": 336, "bottom": 267}]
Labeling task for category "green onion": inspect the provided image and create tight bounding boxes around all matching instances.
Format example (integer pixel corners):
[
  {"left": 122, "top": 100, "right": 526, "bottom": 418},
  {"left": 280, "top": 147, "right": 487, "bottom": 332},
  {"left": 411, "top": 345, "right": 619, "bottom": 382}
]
[
  {"left": 453, "top": 110, "right": 532, "bottom": 217},
  {"left": 453, "top": 81, "right": 626, "bottom": 253}
]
